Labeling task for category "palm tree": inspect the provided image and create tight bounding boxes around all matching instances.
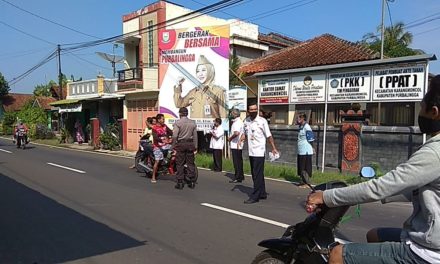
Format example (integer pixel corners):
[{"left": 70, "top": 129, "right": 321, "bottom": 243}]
[{"left": 361, "top": 22, "right": 424, "bottom": 57}]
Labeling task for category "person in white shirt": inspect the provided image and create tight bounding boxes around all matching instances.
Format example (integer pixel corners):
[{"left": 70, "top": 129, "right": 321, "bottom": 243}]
[
  {"left": 241, "top": 104, "right": 278, "bottom": 204},
  {"left": 210, "top": 118, "right": 224, "bottom": 172},
  {"left": 228, "top": 108, "right": 244, "bottom": 183}
]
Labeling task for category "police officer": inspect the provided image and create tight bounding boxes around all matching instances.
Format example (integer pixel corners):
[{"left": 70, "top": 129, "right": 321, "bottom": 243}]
[{"left": 172, "top": 107, "right": 198, "bottom": 189}]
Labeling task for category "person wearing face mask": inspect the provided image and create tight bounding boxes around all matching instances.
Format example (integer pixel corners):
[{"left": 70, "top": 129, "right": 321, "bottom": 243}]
[
  {"left": 173, "top": 55, "right": 227, "bottom": 119},
  {"left": 209, "top": 118, "right": 224, "bottom": 172},
  {"left": 296, "top": 112, "right": 314, "bottom": 187},
  {"left": 307, "top": 75, "right": 440, "bottom": 264},
  {"left": 241, "top": 104, "right": 279, "bottom": 204}
]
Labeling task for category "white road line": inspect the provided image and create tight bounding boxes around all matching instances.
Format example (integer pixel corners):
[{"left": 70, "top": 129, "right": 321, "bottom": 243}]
[
  {"left": 201, "top": 203, "right": 289, "bottom": 228},
  {"left": 0, "top": 148, "right": 12, "bottom": 154},
  {"left": 47, "top": 162, "right": 86, "bottom": 174},
  {"left": 201, "top": 203, "right": 351, "bottom": 244}
]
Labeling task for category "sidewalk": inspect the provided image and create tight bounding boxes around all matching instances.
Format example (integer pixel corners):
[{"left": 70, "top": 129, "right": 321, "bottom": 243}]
[{"left": 61, "top": 143, "right": 137, "bottom": 158}]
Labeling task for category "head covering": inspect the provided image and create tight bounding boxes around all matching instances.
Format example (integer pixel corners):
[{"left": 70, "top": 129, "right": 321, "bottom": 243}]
[
  {"left": 179, "top": 107, "right": 189, "bottom": 115},
  {"left": 196, "top": 55, "right": 215, "bottom": 85}
]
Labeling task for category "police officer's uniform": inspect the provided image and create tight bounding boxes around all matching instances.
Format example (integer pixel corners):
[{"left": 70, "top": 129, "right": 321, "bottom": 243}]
[{"left": 172, "top": 107, "right": 198, "bottom": 189}]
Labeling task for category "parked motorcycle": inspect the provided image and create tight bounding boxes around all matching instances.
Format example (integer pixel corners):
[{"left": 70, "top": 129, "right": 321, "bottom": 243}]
[{"left": 251, "top": 167, "right": 379, "bottom": 264}]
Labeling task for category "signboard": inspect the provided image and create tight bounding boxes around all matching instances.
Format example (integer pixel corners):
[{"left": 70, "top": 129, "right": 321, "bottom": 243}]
[
  {"left": 259, "top": 78, "right": 289, "bottom": 104},
  {"left": 59, "top": 103, "right": 82, "bottom": 113},
  {"left": 327, "top": 70, "right": 371, "bottom": 102},
  {"left": 158, "top": 26, "right": 230, "bottom": 131},
  {"left": 228, "top": 86, "right": 247, "bottom": 111},
  {"left": 373, "top": 65, "right": 425, "bottom": 101},
  {"left": 290, "top": 74, "right": 326, "bottom": 103}
]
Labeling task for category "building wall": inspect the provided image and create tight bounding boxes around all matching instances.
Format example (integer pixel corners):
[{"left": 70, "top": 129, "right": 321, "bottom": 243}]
[
  {"left": 233, "top": 125, "right": 423, "bottom": 174},
  {"left": 165, "top": 3, "right": 228, "bottom": 29}
]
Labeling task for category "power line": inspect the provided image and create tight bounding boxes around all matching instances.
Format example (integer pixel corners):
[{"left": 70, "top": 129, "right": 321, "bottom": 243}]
[
  {"left": 0, "top": 0, "right": 101, "bottom": 39},
  {"left": 0, "top": 20, "right": 56, "bottom": 45}
]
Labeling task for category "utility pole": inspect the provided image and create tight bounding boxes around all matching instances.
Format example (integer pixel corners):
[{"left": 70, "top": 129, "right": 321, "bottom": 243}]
[
  {"left": 380, "top": 0, "right": 386, "bottom": 59},
  {"left": 57, "top": 44, "right": 63, "bottom": 100}
]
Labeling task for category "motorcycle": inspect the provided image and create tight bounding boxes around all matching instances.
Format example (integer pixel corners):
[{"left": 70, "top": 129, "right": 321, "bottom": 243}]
[
  {"left": 251, "top": 168, "right": 377, "bottom": 264},
  {"left": 134, "top": 135, "right": 198, "bottom": 183},
  {"left": 15, "top": 128, "right": 27, "bottom": 150}
]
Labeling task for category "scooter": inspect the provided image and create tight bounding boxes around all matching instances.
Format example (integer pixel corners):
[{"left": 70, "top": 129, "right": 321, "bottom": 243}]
[
  {"left": 252, "top": 181, "right": 350, "bottom": 264},
  {"left": 15, "top": 129, "right": 27, "bottom": 150}
]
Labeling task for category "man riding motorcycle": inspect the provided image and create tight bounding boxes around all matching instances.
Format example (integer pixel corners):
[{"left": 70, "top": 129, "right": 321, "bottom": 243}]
[
  {"left": 307, "top": 75, "right": 440, "bottom": 264},
  {"left": 14, "top": 121, "right": 29, "bottom": 148}
]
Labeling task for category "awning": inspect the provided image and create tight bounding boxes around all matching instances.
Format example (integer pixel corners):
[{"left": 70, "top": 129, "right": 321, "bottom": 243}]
[{"left": 49, "top": 99, "right": 80, "bottom": 106}]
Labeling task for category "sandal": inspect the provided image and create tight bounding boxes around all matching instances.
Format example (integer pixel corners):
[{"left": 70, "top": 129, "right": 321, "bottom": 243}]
[{"left": 151, "top": 179, "right": 157, "bottom": 183}]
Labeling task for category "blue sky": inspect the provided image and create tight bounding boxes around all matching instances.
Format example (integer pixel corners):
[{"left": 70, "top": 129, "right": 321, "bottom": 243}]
[{"left": 1, "top": 0, "right": 439, "bottom": 94}]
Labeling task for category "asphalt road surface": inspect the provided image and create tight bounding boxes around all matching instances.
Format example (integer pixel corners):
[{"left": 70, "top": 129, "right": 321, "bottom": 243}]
[{"left": 0, "top": 138, "right": 412, "bottom": 264}]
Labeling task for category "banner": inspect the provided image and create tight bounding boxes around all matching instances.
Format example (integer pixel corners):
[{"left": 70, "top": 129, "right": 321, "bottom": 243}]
[
  {"left": 327, "top": 70, "right": 371, "bottom": 102},
  {"left": 228, "top": 86, "right": 247, "bottom": 111},
  {"left": 259, "top": 78, "right": 289, "bottom": 104},
  {"left": 290, "top": 74, "right": 326, "bottom": 103},
  {"left": 372, "top": 65, "right": 425, "bottom": 101},
  {"left": 158, "top": 26, "right": 230, "bottom": 131}
]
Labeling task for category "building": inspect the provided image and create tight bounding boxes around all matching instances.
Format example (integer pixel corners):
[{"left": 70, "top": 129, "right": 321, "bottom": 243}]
[{"left": 117, "top": 0, "right": 299, "bottom": 150}]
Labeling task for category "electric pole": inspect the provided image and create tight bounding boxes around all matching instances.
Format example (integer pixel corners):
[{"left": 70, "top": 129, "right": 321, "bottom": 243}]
[
  {"left": 380, "top": 0, "right": 386, "bottom": 59},
  {"left": 57, "top": 44, "right": 63, "bottom": 100}
]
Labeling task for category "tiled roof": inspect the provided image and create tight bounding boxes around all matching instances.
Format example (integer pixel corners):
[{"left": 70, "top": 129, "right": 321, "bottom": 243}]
[
  {"left": 239, "top": 34, "right": 380, "bottom": 75},
  {"left": 1, "top": 93, "right": 33, "bottom": 112},
  {"left": 34, "top": 96, "right": 57, "bottom": 110},
  {"left": 50, "top": 86, "right": 67, "bottom": 100}
]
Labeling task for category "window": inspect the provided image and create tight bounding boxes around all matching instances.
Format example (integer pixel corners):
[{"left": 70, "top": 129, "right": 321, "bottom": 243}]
[
  {"left": 148, "top": 20, "right": 154, "bottom": 67},
  {"left": 295, "top": 104, "right": 350, "bottom": 125},
  {"left": 367, "top": 102, "right": 414, "bottom": 126}
]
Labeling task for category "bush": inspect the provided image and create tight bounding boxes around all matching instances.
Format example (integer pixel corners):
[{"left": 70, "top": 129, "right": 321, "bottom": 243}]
[
  {"left": 33, "top": 124, "right": 55, "bottom": 139},
  {"left": 1, "top": 111, "right": 17, "bottom": 135},
  {"left": 99, "top": 123, "right": 120, "bottom": 150}
]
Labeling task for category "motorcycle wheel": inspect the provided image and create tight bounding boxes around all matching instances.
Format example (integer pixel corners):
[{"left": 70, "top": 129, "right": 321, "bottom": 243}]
[
  {"left": 251, "top": 250, "right": 286, "bottom": 264},
  {"left": 135, "top": 151, "right": 146, "bottom": 173}
]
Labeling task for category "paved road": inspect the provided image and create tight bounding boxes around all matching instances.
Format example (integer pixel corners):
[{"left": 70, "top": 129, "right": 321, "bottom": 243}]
[{"left": 0, "top": 139, "right": 412, "bottom": 263}]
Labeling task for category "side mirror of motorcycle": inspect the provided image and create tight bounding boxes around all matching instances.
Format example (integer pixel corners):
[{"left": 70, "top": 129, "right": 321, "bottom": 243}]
[{"left": 360, "top": 166, "right": 376, "bottom": 179}]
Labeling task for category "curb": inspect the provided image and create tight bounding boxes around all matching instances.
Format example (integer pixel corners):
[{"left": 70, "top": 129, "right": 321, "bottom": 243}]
[{"left": 0, "top": 136, "right": 301, "bottom": 185}]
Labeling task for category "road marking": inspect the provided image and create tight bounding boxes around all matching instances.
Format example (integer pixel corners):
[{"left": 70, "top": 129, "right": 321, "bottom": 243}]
[
  {"left": 201, "top": 203, "right": 351, "bottom": 244},
  {"left": 201, "top": 203, "right": 289, "bottom": 228},
  {"left": 47, "top": 162, "right": 86, "bottom": 174},
  {"left": 0, "top": 148, "right": 12, "bottom": 153}
]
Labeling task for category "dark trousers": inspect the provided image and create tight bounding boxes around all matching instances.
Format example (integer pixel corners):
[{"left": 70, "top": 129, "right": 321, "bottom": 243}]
[
  {"left": 297, "top": 154, "right": 313, "bottom": 184},
  {"left": 231, "top": 149, "right": 244, "bottom": 180},
  {"left": 175, "top": 142, "right": 196, "bottom": 182},
  {"left": 249, "top": 156, "right": 266, "bottom": 201},
  {"left": 212, "top": 149, "right": 222, "bottom": 172}
]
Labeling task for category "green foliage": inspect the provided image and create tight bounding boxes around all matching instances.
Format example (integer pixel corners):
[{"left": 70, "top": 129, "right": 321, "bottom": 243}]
[
  {"left": 229, "top": 54, "right": 245, "bottom": 86},
  {"left": 0, "top": 72, "right": 10, "bottom": 97},
  {"left": 1, "top": 111, "right": 17, "bottom": 135},
  {"left": 33, "top": 124, "right": 55, "bottom": 139},
  {"left": 17, "top": 101, "right": 48, "bottom": 126},
  {"left": 361, "top": 22, "right": 424, "bottom": 58},
  {"left": 369, "top": 162, "right": 384, "bottom": 176},
  {"left": 33, "top": 84, "right": 52, "bottom": 97},
  {"left": 99, "top": 123, "right": 121, "bottom": 150},
  {"left": 60, "top": 127, "right": 71, "bottom": 143}
]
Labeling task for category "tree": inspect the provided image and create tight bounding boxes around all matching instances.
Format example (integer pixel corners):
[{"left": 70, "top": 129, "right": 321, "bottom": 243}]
[
  {"left": 33, "top": 84, "right": 52, "bottom": 97},
  {"left": 229, "top": 54, "right": 245, "bottom": 86},
  {"left": 361, "top": 22, "right": 424, "bottom": 57},
  {"left": 0, "top": 72, "right": 10, "bottom": 97}
]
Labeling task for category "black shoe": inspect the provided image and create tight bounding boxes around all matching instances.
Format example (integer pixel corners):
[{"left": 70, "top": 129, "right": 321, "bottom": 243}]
[
  {"left": 259, "top": 196, "right": 267, "bottom": 200},
  {"left": 188, "top": 182, "right": 195, "bottom": 189},
  {"left": 244, "top": 198, "right": 258, "bottom": 204},
  {"left": 175, "top": 182, "right": 184, "bottom": 190},
  {"left": 229, "top": 179, "right": 242, "bottom": 183}
]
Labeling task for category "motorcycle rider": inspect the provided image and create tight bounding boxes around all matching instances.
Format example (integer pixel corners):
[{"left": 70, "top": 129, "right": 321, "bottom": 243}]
[
  {"left": 151, "top": 114, "right": 173, "bottom": 183},
  {"left": 14, "top": 121, "right": 28, "bottom": 147},
  {"left": 307, "top": 75, "right": 440, "bottom": 264}
]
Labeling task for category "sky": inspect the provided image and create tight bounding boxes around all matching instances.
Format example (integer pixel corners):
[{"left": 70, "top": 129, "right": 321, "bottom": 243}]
[{"left": 1, "top": 0, "right": 439, "bottom": 94}]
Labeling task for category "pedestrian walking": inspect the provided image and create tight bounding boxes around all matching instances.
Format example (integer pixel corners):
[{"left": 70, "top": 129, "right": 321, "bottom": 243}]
[
  {"left": 296, "top": 112, "right": 314, "bottom": 187},
  {"left": 209, "top": 118, "right": 224, "bottom": 172},
  {"left": 242, "top": 104, "right": 278, "bottom": 204},
  {"left": 228, "top": 108, "right": 244, "bottom": 183},
  {"left": 172, "top": 107, "right": 198, "bottom": 189}
]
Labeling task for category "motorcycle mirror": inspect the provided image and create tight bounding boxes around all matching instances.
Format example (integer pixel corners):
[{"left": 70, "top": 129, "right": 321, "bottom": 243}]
[{"left": 360, "top": 166, "right": 376, "bottom": 178}]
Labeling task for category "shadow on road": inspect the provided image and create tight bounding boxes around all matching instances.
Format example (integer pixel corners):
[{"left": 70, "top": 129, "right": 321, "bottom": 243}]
[
  {"left": 0, "top": 173, "right": 143, "bottom": 264},
  {"left": 230, "top": 184, "right": 254, "bottom": 199}
]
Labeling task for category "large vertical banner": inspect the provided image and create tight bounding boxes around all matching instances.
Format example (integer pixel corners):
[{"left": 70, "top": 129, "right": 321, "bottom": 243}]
[{"left": 158, "top": 26, "right": 230, "bottom": 131}]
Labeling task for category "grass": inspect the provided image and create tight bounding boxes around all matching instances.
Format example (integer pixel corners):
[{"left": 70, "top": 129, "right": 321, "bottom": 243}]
[
  {"left": 196, "top": 152, "right": 360, "bottom": 185},
  {"left": 31, "top": 138, "right": 61, "bottom": 146}
]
